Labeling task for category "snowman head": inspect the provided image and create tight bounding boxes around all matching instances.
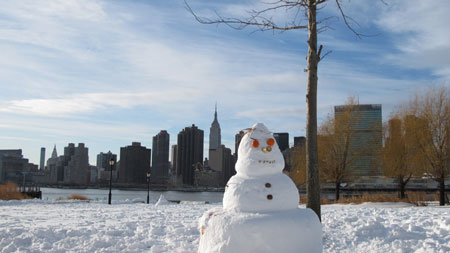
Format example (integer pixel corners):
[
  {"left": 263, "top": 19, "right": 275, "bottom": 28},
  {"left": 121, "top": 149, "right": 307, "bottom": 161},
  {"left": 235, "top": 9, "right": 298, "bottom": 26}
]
[{"left": 235, "top": 123, "right": 285, "bottom": 177}]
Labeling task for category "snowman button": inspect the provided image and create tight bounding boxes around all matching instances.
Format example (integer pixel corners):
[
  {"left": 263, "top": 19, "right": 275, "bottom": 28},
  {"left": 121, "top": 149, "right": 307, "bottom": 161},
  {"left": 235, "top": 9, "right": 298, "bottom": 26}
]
[
  {"left": 265, "top": 183, "right": 271, "bottom": 188},
  {"left": 267, "top": 194, "right": 273, "bottom": 200}
]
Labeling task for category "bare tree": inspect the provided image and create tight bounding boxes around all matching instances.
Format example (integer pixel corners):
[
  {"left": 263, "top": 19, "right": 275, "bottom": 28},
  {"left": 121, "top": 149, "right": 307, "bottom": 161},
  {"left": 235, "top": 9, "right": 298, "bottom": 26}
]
[
  {"left": 382, "top": 116, "right": 424, "bottom": 199},
  {"left": 318, "top": 97, "right": 369, "bottom": 201},
  {"left": 405, "top": 86, "right": 450, "bottom": 206},
  {"left": 185, "top": 0, "right": 372, "bottom": 220},
  {"left": 288, "top": 144, "right": 307, "bottom": 189}
]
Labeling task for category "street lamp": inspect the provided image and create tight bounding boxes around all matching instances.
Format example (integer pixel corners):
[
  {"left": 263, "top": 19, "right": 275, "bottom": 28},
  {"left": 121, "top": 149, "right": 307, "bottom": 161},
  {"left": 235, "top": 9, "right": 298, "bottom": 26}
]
[
  {"left": 146, "top": 172, "right": 151, "bottom": 204},
  {"left": 108, "top": 158, "right": 115, "bottom": 205},
  {"left": 21, "top": 171, "right": 27, "bottom": 192}
]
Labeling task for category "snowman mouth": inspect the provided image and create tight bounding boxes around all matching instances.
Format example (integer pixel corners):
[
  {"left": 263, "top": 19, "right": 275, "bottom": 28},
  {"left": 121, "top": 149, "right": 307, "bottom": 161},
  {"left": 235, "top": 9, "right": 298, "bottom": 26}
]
[{"left": 258, "top": 160, "right": 276, "bottom": 164}]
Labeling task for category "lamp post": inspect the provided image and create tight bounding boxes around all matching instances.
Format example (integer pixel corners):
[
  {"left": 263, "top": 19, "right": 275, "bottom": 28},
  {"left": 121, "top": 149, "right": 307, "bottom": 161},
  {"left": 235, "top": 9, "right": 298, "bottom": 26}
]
[
  {"left": 146, "top": 172, "right": 151, "bottom": 204},
  {"left": 108, "top": 158, "right": 115, "bottom": 205}
]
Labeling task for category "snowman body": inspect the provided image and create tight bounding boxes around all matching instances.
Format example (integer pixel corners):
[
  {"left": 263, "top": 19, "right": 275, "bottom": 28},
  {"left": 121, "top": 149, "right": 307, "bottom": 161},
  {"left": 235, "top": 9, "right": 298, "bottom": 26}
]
[
  {"left": 198, "top": 123, "right": 322, "bottom": 253},
  {"left": 223, "top": 172, "right": 299, "bottom": 213}
]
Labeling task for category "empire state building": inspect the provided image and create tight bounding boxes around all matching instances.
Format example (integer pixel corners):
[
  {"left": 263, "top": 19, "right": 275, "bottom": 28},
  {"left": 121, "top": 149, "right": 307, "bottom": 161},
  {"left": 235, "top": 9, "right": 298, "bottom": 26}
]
[{"left": 209, "top": 104, "right": 221, "bottom": 151}]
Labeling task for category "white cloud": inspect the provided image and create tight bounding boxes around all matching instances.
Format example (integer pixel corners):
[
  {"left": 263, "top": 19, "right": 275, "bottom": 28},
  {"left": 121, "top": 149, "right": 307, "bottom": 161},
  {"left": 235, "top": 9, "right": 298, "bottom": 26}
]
[
  {"left": 236, "top": 106, "right": 305, "bottom": 118},
  {"left": 375, "top": 0, "right": 450, "bottom": 78},
  {"left": 0, "top": 114, "right": 156, "bottom": 141},
  {"left": 0, "top": 89, "right": 202, "bottom": 116}
]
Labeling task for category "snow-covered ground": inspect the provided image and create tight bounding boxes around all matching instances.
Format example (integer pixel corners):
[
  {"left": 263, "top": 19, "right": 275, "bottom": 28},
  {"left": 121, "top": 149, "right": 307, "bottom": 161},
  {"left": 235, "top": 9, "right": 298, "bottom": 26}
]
[{"left": 0, "top": 200, "right": 448, "bottom": 252}]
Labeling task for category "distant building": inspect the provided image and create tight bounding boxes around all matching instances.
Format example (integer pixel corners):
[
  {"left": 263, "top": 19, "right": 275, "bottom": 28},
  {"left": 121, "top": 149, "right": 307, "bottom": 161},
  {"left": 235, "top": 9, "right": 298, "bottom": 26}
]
[
  {"left": 0, "top": 150, "right": 33, "bottom": 184},
  {"left": 39, "top": 147, "right": 45, "bottom": 170},
  {"left": 152, "top": 130, "right": 170, "bottom": 184},
  {"left": 234, "top": 130, "right": 245, "bottom": 158},
  {"left": 334, "top": 104, "right": 382, "bottom": 177},
  {"left": 294, "top": 136, "right": 306, "bottom": 148},
  {"left": 42, "top": 143, "right": 90, "bottom": 186},
  {"left": 273, "top": 132, "right": 290, "bottom": 171},
  {"left": 220, "top": 145, "right": 235, "bottom": 183},
  {"left": 209, "top": 104, "right": 221, "bottom": 151},
  {"left": 205, "top": 145, "right": 235, "bottom": 186},
  {"left": 46, "top": 145, "right": 59, "bottom": 182},
  {"left": 208, "top": 106, "right": 224, "bottom": 179},
  {"left": 176, "top": 124, "right": 204, "bottom": 185},
  {"left": 97, "top": 151, "right": 118, "bottom": 182},
  {"left": 59, "top": 143, "right": 76, "bottom": 182},
  {"left": 118, "top": 142, "right": 151, "bottom": 185},
  {"left": 194, "top": 168, "right": 222, "bottom": 186},
  {"left": 89, "top": 165, "right": 98, "bottom": 184},
  {"left": 273, "top": 132, "right": 289, "bottom": 152},
  {"left": 97, "top": 151, "right": 117, "bottom": 171},
  {"left": 285, "top": 136, "right": 306, "bottom": 173},
  {"left": 63, "top": 143, "right": 89, "bottom": 185},
  {"left": 194, "top": 108, "right": 235, "bottom": 186},
  {"left": 170, "top": 145, "right": 177, "bottom": 176},
  {"left": 388, "top": 118, "right": 402, "bottom": 139}
]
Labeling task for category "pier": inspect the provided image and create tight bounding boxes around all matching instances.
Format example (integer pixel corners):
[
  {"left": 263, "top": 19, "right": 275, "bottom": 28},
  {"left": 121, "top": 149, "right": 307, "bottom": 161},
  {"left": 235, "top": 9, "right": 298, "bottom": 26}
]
[{"left": 19, "top": 185, "right": 42, "bottom": 199}]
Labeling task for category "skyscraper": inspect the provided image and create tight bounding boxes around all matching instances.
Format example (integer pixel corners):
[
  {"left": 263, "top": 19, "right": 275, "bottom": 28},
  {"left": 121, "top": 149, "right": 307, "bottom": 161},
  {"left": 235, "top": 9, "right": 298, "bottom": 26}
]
[
  {"left": 209, "top": 104, "right": 221, "bottom": 151},
  {"left": 170, "top": 144, "right": 177, "bottom": 176},
  {"left": 220, "top": 145, "right": 235, "bottom": 184},
  {"left": 46, "top": 145, "right": 59, "bottom": 182},
  {"left": 39, "top": 147, "right": 45, "bottom": 170},
  {"left": 334, "top": 104, "right": 382, "bottom": 176},
  {"left": 65, "top": 143, "right": 88, "bottom": 185},
  {"left": 273, "top": 132, "right": 289, "bottom": 152},
  {"left": 118, "top": 142, "right": 151, "bottom": 185},
  {"left": 388, "top": 118, "right": 402, "bottom": 139},
  {"left": 97, "top": 151, "right": 118, "bottom": 182},
  {"left": 177, "top": 124, "right": 204, "bottom": 185},
  {"left": 63, "top": 143, "right": 89, "bottom": 185},
  {"left": 57, "top": 143, "right": 75, "bottom": 182},
  {"left": 234, "top": 130, "right": 245, "bottom": 158},
  {"left": 0, "top": 150, "right": 28, "bottom": 183},
  {"left": 209, "top": 105, "right": 222, "bottom": 165},
  {"left": 152, "top": 130, "right": 170, "bottom": 184},
  {"left": 294, "top": 136, "right": 306, "bottom": 148},
  {"left": 51, "top": 145, "right": 57, "bottom": 159},
  {"left": 97, "top": 151, "right": 117, "bottom": 171}
]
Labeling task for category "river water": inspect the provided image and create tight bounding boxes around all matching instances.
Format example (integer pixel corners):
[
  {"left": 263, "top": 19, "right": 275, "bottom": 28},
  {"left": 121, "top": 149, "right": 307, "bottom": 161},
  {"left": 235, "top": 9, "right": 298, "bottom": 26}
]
[{"left": 41, "top": 187, "right": 224, "bottom": 203}]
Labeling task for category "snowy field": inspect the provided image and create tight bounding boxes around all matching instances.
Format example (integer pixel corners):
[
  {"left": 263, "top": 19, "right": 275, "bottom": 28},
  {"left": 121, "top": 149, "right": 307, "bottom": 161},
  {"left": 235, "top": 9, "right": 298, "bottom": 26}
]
[{"left": 0, "top": 199, "right": 449, "bottom": 252}]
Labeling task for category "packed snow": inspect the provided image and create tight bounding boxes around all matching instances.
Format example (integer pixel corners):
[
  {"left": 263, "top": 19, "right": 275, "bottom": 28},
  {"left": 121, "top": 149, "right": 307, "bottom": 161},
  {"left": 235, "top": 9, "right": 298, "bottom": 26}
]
[
  {"left": 1, "top": 124, "right": 448, "bottom": 252},
  {"left": 0, "top": 200, "right": 448, "bottom": 252}
]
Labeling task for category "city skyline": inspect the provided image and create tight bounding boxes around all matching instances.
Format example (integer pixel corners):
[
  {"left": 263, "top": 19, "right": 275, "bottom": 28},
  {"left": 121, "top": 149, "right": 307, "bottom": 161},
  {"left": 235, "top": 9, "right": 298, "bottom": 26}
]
[{"left": 1, "top": 0, "right": 449, "bottom": 165}]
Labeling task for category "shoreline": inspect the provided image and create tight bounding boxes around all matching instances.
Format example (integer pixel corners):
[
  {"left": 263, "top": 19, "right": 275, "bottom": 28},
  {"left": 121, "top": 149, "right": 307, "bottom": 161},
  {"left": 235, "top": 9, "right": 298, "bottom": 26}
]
[{"left": 40, "top": 184, "right": 225, "bottom": 193}]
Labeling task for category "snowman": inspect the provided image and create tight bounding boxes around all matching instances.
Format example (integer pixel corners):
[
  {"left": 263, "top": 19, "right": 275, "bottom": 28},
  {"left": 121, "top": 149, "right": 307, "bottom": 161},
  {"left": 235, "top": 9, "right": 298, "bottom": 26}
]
[{"left": 198, "top": 123, "right": 322, "bottom": 253}]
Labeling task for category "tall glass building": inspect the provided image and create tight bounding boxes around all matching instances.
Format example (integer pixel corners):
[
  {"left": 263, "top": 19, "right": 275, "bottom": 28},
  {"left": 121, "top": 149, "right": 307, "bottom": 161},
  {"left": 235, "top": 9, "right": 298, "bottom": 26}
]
[{"left": 334, "top": 104, "right": 382, "bottom": 177}]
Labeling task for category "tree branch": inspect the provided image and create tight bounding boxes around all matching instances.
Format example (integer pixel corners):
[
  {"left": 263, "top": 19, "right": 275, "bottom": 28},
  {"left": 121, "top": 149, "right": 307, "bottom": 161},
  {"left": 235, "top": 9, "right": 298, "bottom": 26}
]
[
  {"left": 335, "top": 0, "right": 378, "bottom": 38},
  {"left": 186, "top": 0, "right": 380, "bottom": 38},
  {"left": 185, "top": 0, "right": 308, "bottom": 32}
]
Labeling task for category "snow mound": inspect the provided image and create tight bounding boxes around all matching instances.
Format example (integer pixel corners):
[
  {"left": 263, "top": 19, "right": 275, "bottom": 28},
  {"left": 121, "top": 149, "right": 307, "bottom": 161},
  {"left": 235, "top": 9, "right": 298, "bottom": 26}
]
[
  {"left": 155, "top": 194, "right": 172, "bottom": 206},
  {"left": 0, "top": 201, "right": 448, "bottom": 252},
  {"left": 199, "top": 207, "right": 322, "bottom": 253}
]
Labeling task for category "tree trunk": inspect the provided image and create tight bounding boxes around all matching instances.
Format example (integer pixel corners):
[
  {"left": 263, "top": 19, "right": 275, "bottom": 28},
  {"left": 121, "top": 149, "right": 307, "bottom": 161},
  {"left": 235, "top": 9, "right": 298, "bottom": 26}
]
[
  {"left": 399, "top": 180, "right": 406, "bottom": 199},
  {"left": 306, "top": 0, "right": 321, "bottom": 221},
  {"left": 439, "top": 175, "right": 446, "bottom": 206},
  {"left": 335, "top": 181, "right": 340, "bottom": 201}
]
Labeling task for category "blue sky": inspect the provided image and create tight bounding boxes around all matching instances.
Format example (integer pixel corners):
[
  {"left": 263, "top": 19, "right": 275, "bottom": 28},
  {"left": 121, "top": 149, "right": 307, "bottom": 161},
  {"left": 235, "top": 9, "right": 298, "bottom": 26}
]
[{"left": 0, "top": 0, "right": 449, "bottom": 165}]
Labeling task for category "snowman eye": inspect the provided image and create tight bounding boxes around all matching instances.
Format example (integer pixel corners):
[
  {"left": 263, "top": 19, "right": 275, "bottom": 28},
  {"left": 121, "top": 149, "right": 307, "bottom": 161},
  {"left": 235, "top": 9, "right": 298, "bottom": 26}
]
[
  {"left": 267, "top": 138, "right": 275, "bottom": 146},
  {"left": 251, "top": 139, "right": 259, "bottom": 148}
]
